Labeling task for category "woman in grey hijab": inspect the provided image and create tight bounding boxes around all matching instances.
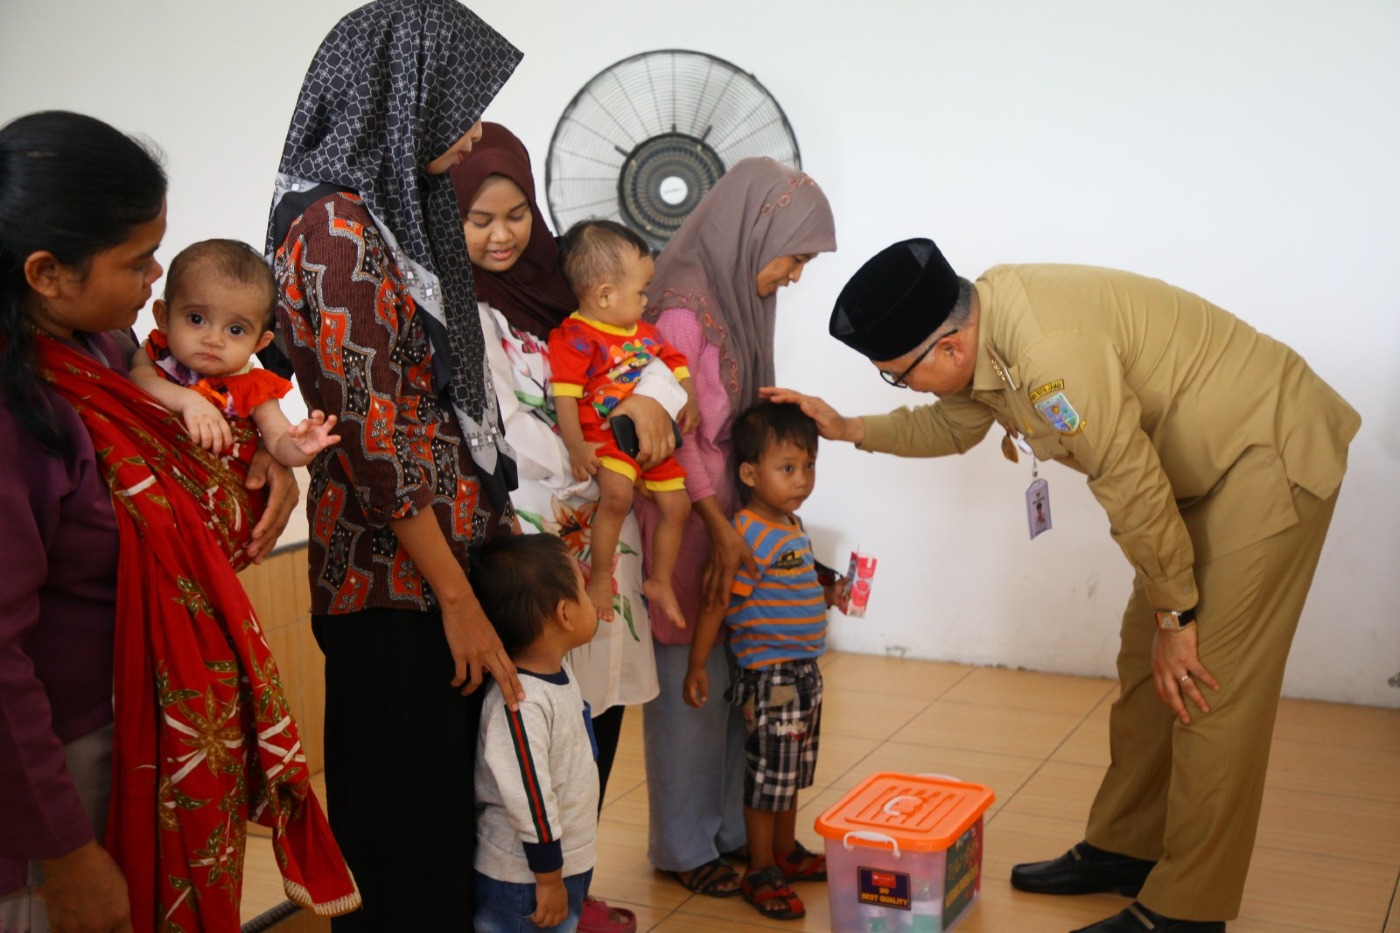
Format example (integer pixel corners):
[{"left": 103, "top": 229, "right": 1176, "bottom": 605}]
[{"left": 637, "top": 157, "right": 836, "bottom": 904}]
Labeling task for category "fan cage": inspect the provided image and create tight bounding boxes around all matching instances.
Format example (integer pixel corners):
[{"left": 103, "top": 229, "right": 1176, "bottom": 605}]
[{"left": 547, "top": 48, "right": 801, "bottom": 251}]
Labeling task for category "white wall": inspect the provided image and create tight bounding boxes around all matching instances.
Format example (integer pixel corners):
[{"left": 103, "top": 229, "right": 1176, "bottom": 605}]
[{"left": 3, "top": 1, "right": 1397, "bottom": 706}]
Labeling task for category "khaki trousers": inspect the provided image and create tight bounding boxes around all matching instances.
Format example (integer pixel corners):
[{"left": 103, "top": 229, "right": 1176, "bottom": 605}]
[{"left": 1085, "top": 468, "right": 1341, "bottom": 921}]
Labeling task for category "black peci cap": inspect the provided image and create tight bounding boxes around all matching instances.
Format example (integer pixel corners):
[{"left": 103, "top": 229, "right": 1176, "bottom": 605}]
[{"left": 829, "top": 238, "right": 960, "bottom": 360}]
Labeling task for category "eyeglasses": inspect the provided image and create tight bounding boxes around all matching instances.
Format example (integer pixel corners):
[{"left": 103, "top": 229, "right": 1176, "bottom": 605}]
[{"left": 879, "top": 329, "right": 958, "bottom": 388}]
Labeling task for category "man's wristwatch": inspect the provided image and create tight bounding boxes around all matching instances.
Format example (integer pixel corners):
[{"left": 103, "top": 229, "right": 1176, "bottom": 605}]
[{"left": 1154, "top": 607, "right": 1197, "bottom": 631}]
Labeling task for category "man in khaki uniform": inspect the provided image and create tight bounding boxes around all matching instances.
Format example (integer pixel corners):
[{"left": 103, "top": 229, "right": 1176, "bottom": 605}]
[{"left": 765, "top": 238, "right": 1359, "bottom": 933}]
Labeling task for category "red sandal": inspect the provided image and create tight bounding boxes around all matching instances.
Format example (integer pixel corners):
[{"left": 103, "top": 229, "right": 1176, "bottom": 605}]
[
  {"left": 741, "top": 864, "right": 806, "bottom": 920},
  {"left": 578, "top": 895, "right": 637, "bottom": 933},
  {"left": 776, "top": 840, "right": 828, "bottom": 882}
]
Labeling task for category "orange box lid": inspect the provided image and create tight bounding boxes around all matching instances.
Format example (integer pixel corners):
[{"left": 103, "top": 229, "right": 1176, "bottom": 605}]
[{"left": 815, "top": 772, "right": 995, "bottom": 853}]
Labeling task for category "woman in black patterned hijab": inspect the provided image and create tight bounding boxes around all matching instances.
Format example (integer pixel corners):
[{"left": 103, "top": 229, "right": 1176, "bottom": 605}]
[{"left": 267, "top": 2, "right": 521, "bottom": 928}]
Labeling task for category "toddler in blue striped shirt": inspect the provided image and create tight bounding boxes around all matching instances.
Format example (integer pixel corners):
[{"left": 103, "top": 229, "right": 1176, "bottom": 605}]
[{"left": 683, "top": 401, "right": 845, "bottom": 921}]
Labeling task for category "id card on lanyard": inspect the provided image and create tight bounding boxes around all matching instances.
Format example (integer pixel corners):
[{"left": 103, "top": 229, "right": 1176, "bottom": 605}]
[
  {"left": 991, "top": 349, "right": 1053, "bottom": 540},
  {"left": 1003, "top": 426, "right": 1052, "bottom": 539}
]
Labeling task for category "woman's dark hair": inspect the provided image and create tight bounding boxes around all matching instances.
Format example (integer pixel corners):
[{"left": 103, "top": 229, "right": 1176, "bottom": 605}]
[
  {"left": 468, "top": 534, "right": 580, "bottom": 656},
  {"left": 0, "top": 111, "right": 167, "bottom": 455},
  {"left": 731, "top": 401, "right": 820, "bottom": 504}
]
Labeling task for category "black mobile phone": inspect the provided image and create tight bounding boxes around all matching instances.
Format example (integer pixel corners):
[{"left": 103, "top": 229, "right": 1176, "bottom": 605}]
[{"left": 609, "top": 414, "right": 683, "bottom": 460}]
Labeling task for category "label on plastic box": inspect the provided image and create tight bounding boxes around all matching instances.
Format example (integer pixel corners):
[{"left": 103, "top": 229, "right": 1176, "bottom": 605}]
[
  {"left": 858, "top": 866, "right": 910, "bottom": 911},
  {"left": 943, "top": 820, "right": 984, "bottom": 926}
]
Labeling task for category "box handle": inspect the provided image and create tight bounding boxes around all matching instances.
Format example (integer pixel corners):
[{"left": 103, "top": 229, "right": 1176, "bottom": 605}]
[
  {"left": 881, "top": 795, "right": 920, "bottom": 816},
  {"left": 843, "top": 831, "right": 901, "bottom": 858},
  {"left": 916, "top": 773, "right": 961, "bottom": 782}
]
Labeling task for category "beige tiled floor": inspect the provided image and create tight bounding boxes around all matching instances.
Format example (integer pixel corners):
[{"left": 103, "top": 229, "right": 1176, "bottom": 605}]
[{"left": 241, "top": 652, "right": 1400, "bottom": 931}]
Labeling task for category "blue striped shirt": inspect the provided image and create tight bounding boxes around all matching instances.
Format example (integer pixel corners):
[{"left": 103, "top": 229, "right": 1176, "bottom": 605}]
[{"left": 726, "top": 509, "right": 827, "bottom": 669}]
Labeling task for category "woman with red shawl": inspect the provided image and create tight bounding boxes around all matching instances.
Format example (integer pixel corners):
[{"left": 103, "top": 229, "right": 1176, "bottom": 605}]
[{"left": 0, "top": 110, "right": 348, "bottom": 933}]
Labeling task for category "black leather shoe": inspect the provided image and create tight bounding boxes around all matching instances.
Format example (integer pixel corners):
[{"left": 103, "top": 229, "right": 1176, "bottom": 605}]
[
  {"left": 1010, "top": 841, "right": 1155, "bottom": 896},
  {"left": 1071, "top": 901, "right": 1225, "bottom": 932}
]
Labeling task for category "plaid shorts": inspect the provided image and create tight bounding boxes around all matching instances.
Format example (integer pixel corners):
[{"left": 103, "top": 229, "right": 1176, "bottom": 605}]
[{"left": 729, "top": 659, "right": 823, "bottom": 811}]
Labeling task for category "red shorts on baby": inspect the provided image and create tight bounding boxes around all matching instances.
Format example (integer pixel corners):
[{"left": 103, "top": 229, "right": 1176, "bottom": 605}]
[{"left": 593, "top": 430, "right": 687, "bottom": 492}]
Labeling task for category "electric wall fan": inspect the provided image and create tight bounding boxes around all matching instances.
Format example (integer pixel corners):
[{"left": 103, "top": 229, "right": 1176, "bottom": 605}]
[{"left": 546, "top": 49, "right": 801, "bottom": 252}]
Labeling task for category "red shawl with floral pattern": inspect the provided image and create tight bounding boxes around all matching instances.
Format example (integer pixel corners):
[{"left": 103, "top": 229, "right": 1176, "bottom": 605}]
[{"left": 35, "top": 333, "right": 359, "bottom": 931}]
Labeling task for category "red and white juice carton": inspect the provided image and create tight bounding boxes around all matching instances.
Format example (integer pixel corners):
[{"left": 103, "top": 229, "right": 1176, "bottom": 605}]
[{"left": 841, "top": 551, "right": 878, "bottom": 617}]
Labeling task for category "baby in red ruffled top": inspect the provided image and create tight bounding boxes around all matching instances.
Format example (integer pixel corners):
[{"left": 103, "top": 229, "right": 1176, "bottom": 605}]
[{"left": 130, "top": 238, "right": 338, "bottom": 471}]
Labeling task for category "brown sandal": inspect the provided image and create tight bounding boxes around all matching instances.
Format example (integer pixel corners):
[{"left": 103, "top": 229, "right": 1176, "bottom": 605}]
[
  {"left": 671, "top": 857, "right": 742, "bottom": 898},
  {"left": 741, "top": 865, "right": 806, "bottom": 920}
]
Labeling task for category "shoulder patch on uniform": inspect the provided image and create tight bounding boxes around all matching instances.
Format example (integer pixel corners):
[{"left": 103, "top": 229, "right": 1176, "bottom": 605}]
[
  {"left": 1028, "top": 379, "right": 1064, "bottom": 403},
  {"left": 1034, "top": 390, "right": 1084, "bottom": 435}
]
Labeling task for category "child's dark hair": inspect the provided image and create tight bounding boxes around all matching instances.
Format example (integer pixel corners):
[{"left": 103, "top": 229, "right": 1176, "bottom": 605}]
[
  {"left": 556, "top": 219, "right": 650, "bottom": 299},
  {"left": 0, "top": 110, "right": 167, "bottom": 456},
  {"left": 468, "top": 534, "right": 580, "bottom": 656},
  {"left": 164, "top": 239, "right": 277, "bottom": 330},
  {"left": 731, "top": 401, "right": 820, "bottom": 504}
]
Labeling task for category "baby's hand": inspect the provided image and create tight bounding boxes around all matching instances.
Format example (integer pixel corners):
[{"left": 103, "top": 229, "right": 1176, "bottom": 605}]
[
  {"left": 531, "top": 874, "right": 568, "bottom": 928},
  {"left": 682, "top": 666, "right": 709, "bottom": 708},
  {"left": 287, "top": 411, "right": 341, "bottom": 457},
  {"left": 180, "top": 396, "right": 234, "bottom": 454},
  {"left": 566, "top": 440, "right": 602, "bottom": 483}
]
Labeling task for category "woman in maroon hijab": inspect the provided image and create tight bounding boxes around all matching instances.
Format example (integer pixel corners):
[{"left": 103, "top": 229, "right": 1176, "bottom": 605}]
[{"left": 451, "top": 124, "right": 684, "bottom": 932}]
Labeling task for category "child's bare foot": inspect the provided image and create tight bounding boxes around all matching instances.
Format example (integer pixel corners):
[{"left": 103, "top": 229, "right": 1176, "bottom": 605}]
[
  {"left": 644, "top": 578, "right": 686, "bottom": 628},
  {"left": 587, "top": 574, "right": 615, "bottom": 622}
]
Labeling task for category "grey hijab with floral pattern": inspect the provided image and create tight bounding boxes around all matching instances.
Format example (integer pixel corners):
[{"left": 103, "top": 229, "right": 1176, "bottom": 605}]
[{"left": 646, "top": 157, "right": 836, "bottom": 410}]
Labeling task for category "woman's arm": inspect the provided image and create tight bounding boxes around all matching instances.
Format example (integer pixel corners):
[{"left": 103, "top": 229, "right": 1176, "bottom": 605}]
[
  {"left": 692, "top": 495, "right": 757, "bottom": 610},
  {"left": 649, "top": 308, "right": 717, "bottom": 495},
  {"left": 39, "top": 840, "right": 133, "bottom": 933},
  {"left": 0, "top": 413, "right": 129, "bottom": 929},
  {"left": 389, "top": 509, "right": 523, "bottom": 707},
  {"left": 682, "top": 600, "right": 726, "bottom": 707}
]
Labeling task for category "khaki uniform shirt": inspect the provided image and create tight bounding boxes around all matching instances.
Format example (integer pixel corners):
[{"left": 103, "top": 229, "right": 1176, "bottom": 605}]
[{"left": 859, "top": 264, "right": 1360, "bottom": 611}]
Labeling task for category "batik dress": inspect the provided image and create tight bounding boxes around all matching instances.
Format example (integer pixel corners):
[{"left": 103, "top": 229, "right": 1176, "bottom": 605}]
[{"left": 274, "top": 192, "right": 514, "bottom": 616}]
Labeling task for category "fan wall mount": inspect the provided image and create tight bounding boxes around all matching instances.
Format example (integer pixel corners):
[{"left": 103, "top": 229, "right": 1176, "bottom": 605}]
[{"left": 547, "top": 49, "right": 801, "bottom": 252}]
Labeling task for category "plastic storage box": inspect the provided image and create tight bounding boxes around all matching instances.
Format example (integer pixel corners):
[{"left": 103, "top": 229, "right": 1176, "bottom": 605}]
[{"left": 815, "top": 773, "right": 995, "bottom": 932}]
